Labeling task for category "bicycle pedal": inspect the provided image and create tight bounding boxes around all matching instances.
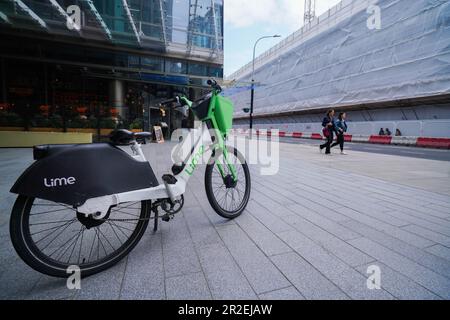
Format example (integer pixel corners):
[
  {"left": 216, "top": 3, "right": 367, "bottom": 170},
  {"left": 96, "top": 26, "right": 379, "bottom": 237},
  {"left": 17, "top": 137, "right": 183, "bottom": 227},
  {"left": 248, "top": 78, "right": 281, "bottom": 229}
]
[
  {"left": 162, "top": 174, "right": 177, "bottom": 185},
  {"left": 161, "top": 213, "right": 171, "bottom": 222}
]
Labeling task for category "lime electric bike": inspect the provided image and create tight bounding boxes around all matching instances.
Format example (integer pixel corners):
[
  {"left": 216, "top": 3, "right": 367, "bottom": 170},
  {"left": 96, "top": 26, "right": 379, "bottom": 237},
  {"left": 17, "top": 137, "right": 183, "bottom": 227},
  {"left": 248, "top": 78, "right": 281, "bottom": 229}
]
[{"left": 9, "top": 79, "right": 251, "bottom": 277}]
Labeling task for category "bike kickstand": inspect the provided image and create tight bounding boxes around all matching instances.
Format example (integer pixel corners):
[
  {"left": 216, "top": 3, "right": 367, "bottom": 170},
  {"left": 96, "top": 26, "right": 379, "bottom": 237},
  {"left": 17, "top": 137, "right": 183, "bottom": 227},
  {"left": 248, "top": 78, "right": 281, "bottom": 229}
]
[{"left": 152, "top": 206, "right": 159, "bottom": 232}]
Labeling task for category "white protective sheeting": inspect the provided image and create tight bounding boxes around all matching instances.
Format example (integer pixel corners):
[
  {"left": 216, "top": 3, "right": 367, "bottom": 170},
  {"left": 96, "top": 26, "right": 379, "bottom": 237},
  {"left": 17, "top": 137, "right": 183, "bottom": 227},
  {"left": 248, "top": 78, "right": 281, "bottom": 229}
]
[{"left": 224, "top": 0, "right": 450, "bottom": 117}]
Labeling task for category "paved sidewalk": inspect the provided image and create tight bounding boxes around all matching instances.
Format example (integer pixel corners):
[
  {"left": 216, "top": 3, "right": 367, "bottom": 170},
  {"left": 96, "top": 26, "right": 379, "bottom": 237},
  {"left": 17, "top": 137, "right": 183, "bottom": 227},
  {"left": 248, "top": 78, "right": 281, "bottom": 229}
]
[{"left": 0, "top": 139, "right": 449, "bottom": 300}]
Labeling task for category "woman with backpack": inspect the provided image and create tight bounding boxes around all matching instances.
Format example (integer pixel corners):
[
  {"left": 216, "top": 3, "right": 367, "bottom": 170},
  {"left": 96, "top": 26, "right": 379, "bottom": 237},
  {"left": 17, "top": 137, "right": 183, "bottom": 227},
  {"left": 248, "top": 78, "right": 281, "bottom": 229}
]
[
  {"left": 331, "top": 112, "right": 348, "bottom": 155},
  {"left": 320, "top": 109, "right": 336, "bottom": 155}
]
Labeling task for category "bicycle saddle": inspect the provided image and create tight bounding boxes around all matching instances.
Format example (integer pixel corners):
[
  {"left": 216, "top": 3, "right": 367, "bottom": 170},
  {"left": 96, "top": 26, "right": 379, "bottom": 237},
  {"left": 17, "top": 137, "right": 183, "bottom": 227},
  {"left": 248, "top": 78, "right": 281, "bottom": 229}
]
[{"left": 109, "top": 129, "right": 151, "bottom": 145}]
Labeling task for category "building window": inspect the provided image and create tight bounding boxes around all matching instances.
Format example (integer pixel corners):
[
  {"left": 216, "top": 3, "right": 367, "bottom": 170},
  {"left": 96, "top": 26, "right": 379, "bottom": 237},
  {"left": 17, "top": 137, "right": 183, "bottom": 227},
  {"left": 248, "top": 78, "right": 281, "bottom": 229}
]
[
  {"left": 208, "top": 66, "right": 223, "bottom": 78},
  {"left": 188, "top": 63, "right": 208, "bottom": 76},
  {"left": 165, "top": 60, "right": 187, "bottom": 74},
  {"left": 141, "top": 56, "right": 164, "bottom": 72}
]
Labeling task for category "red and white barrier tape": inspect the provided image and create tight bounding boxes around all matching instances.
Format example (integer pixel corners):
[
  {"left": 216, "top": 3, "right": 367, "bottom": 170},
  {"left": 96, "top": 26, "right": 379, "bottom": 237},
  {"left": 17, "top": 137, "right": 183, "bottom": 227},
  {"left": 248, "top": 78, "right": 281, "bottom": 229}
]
[{"left": 231, "top": 129, "right": 450, "bottom": 149}]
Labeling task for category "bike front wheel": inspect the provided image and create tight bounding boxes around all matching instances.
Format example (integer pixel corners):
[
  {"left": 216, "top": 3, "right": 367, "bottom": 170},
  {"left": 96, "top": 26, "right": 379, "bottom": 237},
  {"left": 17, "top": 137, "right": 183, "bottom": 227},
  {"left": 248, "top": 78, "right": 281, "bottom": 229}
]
[
  {"left": 205, "top": 146, "right": 251, "bottom": 219},
  {"left": 10, "top": 195, "right": 151, "bottom": 278}
]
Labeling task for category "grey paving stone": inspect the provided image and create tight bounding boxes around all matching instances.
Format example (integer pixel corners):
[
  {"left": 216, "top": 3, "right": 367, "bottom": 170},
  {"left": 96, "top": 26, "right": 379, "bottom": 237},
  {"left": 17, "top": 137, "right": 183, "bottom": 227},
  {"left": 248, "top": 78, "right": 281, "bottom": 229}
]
[
  {"left": 165, "top": 272, "right": 212, "bottom": 300},
  {"left": 340, "top": 220, "right": 450, "bottom": 279},
  {"left": 369, "top": 193, "right": 449, "bottom": 219},
  {"left": 369, "top": 191, "right": 435, "bottom": 208},
  {"left": 343, "top": 206, "right": 411, "bottom": 227},
  {"left": 182, "top": 206, "right": 223, "bottom": 249},
  {"left": 0, "top": 239, "right": 19, "bottom": 278},
  {"left": 234, "top": 212, "right": 292, "bottom": 256},
  {"left": 277, "top": 230, "right": 394, "bottom": 300},
  {"left": 375, "top": 202, "right": 450, "bottom": 226},
  {"left": 401, "top": 225, "right": 450, "bottom": 247},
  {"left": 253, "top": 178, "right": 302, "bottom": 207},
  {"left": 182, "top": 188, "right": 202, "bottom": 209},
  {"left": 425, "top": 203, "right": 450, "bottom": 214},
  {"left": 0, "top": 257, "right": 43, "bottom": 299},
  {"left": 258, "top": 286, "right": 305, "bottom": 300},
  {"left": 246, "top": 201, "right": 294, "bottom": 234},
  {"left": 196, "top": 243, "right": 257, "bottom": 300},
  {"left": 294, "top": 187, "right": 374, "bottom": 213},
  {"left": 354, "top": 262, "right": 440, "bottom": 300},
  {"left": 26, "top": 277, "right": 75, "bottom": 300},
  {"left": 252, "top": 181, "right": 295, "bottom": 206},
  {"left": 249, "top": 189, "right": 287, "bottom": 217},
  {"left": 0, "top": 193, "right": 17, "bottom": 227},
  {"left": 382, "top": 210, "right": 450, "bottom": 236},
  {"left": 348, "top": 237, "right": 450, "bottom": 299},
  {"left": 270, "top": 252, "right": 348, "bottom": 300},
  {"left": 74, "top": 258, "right": 127, "bottom": 300},
  {"left": 190, "top": 176, "right": 237, "bottom": 227},
  {"left": 336, "top": 207, "right": 435, "bottom": 248},
  {"left": 426, "top": 245, "right": 450, "bottom": 261},
  {"left": 120, "top": 232, "right": 165, "bottom": 299},
  {"left": 216, "top": 224, "right": 290, "bottom": 294},
  {"left": 161, "top": 213, "right": 202, "bottom": 278},
  {"left": 285, "top": 203, "right": 361, "bottom": 241},
  {"left": 282, "top": 214, "right": 375, "bottom": 267},
  {"left": 291, "top": 196, "right": 351, "bottom": 223},
  {"left": 393, "top": 190, "right": 450, "bottom": 205}
]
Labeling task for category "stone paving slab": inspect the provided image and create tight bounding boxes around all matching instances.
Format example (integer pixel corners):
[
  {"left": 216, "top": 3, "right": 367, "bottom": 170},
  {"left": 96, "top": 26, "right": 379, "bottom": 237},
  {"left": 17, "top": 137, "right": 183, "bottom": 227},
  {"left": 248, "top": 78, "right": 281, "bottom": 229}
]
[
  {"left": 165, "top": 272, "right": 211, "bottom": 300},
  {"left": 270, "top": 252, "right": 347, "bottom": 300},
  {"left": 0, "top": 138, "right": 449, "bottom": 300}
]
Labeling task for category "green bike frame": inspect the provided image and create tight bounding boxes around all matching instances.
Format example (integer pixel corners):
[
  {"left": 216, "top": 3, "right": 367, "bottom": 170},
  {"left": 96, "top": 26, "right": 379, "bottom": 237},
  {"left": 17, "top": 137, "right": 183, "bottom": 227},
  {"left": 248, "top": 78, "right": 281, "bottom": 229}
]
[{"left": 180, "top": 88, "right": 237, "bottom": 181}]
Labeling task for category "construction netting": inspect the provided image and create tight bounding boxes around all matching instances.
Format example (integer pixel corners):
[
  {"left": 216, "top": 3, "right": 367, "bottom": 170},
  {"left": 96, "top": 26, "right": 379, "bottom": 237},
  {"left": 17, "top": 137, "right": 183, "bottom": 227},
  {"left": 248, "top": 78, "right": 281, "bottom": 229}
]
[{"left": 224, "top": 0, "right": 450, "bottom": 117}]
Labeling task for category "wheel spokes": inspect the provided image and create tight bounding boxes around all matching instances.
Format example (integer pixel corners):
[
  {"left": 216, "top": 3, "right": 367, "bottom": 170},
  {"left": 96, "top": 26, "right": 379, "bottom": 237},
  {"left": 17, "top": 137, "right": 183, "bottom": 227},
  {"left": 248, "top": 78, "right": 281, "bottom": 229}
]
[
  {"left": 210, "top": 151, "right": 247, "bottom": 213},
  {"left": 27, "top": 200, "right": 143, "bottom": 266}
]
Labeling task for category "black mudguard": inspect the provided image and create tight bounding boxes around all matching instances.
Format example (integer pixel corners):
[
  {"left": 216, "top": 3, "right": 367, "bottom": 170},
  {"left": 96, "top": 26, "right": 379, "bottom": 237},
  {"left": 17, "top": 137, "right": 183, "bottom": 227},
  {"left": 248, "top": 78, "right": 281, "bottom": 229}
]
[{"left": 10, "top": 143, "right": 159, "bottom": 207}]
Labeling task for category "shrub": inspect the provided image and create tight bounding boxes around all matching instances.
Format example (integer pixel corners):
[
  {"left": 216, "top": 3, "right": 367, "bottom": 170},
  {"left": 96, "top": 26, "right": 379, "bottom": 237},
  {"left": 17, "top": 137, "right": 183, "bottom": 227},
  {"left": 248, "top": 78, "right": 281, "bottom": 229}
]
[
  {"left": 99, "top": 117, "right": 116, "bottom": 129},
  {"left": 0, "top": 111, "right": 24, "bottom": 127},
  {"left": 129, "top": 118, "right": 143, "bottom": 130},
  {"left": 31, "top": 114, "right": 49, "bottom": 127},
  {"left": 68, "top": 116, "right": 90, "bottom": 128},
  {"left": 49, "top": 114, "right": 63, "bottom": 128}
]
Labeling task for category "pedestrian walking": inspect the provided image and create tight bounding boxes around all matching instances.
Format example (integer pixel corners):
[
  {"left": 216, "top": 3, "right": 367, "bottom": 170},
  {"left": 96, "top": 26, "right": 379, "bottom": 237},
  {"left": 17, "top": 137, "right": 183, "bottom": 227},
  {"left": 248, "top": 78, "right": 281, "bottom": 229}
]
[
  {"left": 379, "top": 128, "right": 385, "bottom": 135},
  {"left": 320, "top": 109, "right": 336, "bottom": 155},
  {"left": 331, "top": 112, "right": 348, "bottom": 155}
]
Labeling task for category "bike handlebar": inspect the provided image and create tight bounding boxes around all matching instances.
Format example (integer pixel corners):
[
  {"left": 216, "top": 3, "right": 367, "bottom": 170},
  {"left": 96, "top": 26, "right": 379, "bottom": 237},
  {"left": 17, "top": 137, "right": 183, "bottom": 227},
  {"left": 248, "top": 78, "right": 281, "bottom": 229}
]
[
  {"left": 207, "top": 79, "right": 221, "bottom": 92},
  {"left": 159, "top": 79, "right": 220, "bottom": 107},
  {"left": 159, "top": 97, "right": 179, "bottom": 106}
]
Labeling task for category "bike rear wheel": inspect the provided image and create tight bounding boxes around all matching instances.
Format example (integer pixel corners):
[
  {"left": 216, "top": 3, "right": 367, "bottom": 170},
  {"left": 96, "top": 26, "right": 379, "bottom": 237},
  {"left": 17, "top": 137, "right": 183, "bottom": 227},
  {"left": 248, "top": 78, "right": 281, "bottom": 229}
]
[
  {"left": 10, "top": 195, "right": 150, "bottom": 278},
  {"left": 205, "top": 146, "right": 251, "bottom": 219}
]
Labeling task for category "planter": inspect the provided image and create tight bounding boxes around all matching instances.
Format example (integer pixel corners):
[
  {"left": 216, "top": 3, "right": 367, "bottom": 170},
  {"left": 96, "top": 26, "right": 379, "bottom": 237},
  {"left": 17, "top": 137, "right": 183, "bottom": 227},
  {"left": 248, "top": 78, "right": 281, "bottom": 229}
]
[
  {"left": 0, "top": 131, "right": 92, "bottom": 147},
  {"left": 0, "top": 127, "right": 143, "bottom": 135}
]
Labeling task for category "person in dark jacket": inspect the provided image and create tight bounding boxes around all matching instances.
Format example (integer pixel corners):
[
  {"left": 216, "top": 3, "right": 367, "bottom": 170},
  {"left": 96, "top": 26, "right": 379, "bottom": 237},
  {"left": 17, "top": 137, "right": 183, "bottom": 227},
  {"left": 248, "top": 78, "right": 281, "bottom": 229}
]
[
  {"left": 379, "top": 128, "right": 385, "bottom": 135},
  {"left": 331, "top": 112, "right": 348, "bottom": 154},
  {"left": 320, "top": 109, "right": 336, "bottom": 155}
]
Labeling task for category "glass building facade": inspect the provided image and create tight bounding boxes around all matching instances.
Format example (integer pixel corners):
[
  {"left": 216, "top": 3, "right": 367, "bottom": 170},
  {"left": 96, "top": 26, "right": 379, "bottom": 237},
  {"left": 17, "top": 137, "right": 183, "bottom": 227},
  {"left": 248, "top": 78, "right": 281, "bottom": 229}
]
[{"left": 0, "top": 0, "right": 223, "bottom": 138}]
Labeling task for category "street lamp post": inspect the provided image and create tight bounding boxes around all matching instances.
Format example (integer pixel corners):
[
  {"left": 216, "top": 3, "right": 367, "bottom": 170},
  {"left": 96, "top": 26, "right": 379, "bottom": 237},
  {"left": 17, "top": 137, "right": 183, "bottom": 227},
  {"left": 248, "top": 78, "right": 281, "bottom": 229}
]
[{"left": 250, "top": 35, "right": 281, "bottom": 131}]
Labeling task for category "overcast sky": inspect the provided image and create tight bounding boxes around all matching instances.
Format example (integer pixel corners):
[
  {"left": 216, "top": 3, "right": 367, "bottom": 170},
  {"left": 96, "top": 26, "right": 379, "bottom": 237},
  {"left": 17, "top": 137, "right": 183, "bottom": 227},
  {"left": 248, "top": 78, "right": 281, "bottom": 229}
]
[{"left": 224, "top": 0, "right": 342, "bottom": 77}]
